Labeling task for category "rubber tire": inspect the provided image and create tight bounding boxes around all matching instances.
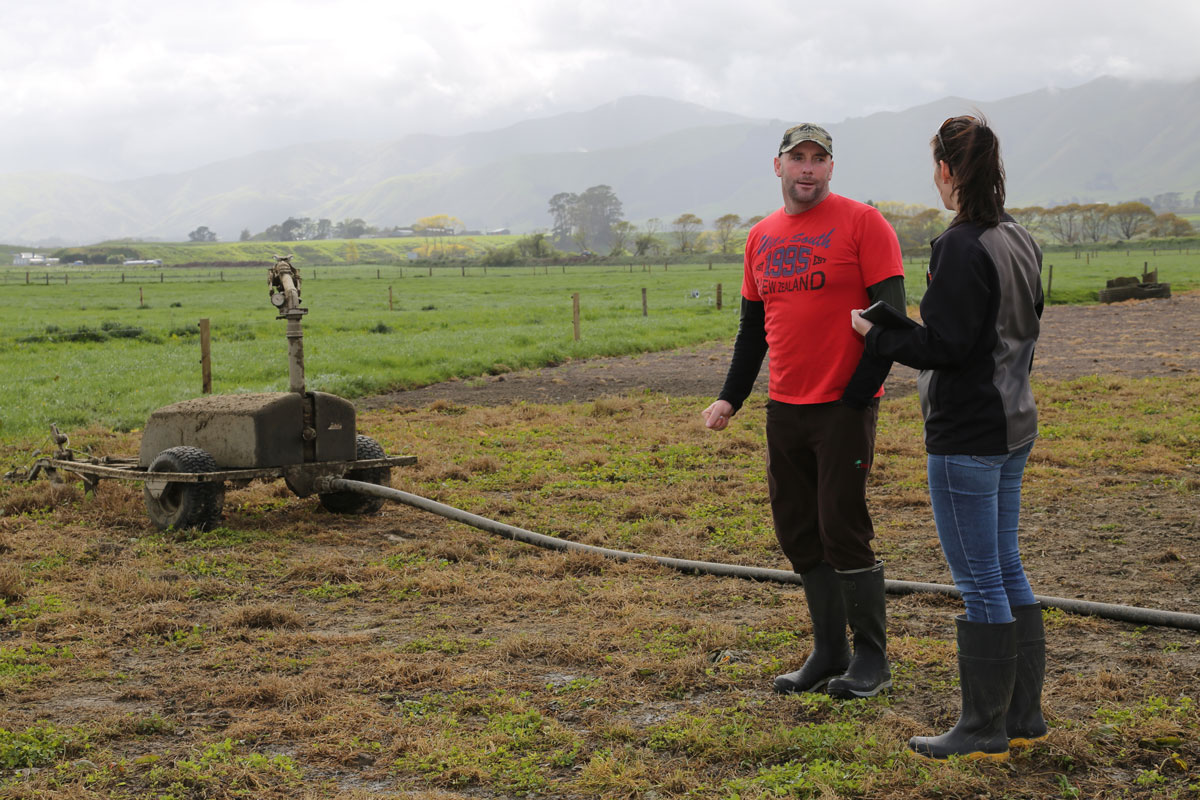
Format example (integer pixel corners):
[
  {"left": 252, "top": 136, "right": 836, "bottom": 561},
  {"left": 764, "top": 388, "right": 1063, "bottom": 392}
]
[
  {"left": 318, "top": 435, "right": 390, "bottom": 514},
  {"left": 1133, "top": 282, "right": 1171, "bottom": 299},
  {"left": 1098, "top": 285, "right": 1138, "bottom": 303},
  {"left": 144, "top": 446, "right": 224, "bottom": 531}
]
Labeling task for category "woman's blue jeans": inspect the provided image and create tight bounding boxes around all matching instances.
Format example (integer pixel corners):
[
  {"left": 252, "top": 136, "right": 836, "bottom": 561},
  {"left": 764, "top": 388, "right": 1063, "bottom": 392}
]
[{"left": 927, "top": 441, "right": 1037, "bottom": 623}]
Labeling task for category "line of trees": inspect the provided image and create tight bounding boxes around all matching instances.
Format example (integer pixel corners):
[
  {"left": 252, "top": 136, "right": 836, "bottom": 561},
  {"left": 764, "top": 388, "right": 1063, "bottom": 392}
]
[
  {"left": 239, "top": 217, "right": 381, "bottom": 242},
  {"left": 185, "top": 192, "right": 1196, "bottom": 259},
  {"left": 875, "top": 199, "right": 1195, "bottom": 252},
  {"left": 1008, "top": 202, "right": 1192, "bottom": 244}
]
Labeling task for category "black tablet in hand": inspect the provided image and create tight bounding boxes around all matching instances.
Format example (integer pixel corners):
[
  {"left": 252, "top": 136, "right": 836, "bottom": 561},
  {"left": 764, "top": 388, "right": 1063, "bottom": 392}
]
[{"left": 860, "top": 300, "right": 917, "bottom": 329}]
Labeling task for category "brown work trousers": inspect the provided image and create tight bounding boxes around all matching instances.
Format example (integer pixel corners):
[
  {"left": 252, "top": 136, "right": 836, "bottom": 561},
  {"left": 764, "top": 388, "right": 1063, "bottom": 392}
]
[{"left": 765, "top": 398, "right": 879, "bottom": 574}]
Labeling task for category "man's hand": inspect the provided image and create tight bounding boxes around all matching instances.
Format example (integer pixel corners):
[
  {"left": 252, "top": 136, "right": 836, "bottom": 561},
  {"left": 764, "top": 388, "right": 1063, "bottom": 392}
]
[
  {"left": 851, "top": 308, "right": 874, "bottom": 337},
  {"left": 703, "top": 399, "right": 735, "bottom": 431}
]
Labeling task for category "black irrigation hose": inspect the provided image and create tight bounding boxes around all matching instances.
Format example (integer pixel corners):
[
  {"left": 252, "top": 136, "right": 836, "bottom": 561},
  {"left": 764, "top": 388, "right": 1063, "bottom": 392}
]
[{"left": 326, "top": 477, "right": 1200, "bottom": 632}]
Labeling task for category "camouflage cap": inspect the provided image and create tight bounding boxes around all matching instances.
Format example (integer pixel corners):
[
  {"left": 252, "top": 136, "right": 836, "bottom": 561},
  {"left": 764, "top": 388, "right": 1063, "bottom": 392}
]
[{"left": 778, "top": 123, "right": 833, "bottom": 156}]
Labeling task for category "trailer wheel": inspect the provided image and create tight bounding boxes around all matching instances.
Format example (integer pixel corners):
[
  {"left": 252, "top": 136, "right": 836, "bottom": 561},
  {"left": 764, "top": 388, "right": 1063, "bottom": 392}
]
[
  {"left": 319, "top": 435, "right": 390, "bottom": 514},
  {"left": 144, "top": 446, "right": 225, "bottom": 531}
]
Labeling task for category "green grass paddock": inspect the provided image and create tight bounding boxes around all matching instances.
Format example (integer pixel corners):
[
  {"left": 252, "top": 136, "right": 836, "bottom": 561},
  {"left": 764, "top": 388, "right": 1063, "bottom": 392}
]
[
  {"left": 0, "top": 263, "right": 742, "bottom": 441},
  {"left": 1, "top": 246, "right": 1197, "bottom": 443}
]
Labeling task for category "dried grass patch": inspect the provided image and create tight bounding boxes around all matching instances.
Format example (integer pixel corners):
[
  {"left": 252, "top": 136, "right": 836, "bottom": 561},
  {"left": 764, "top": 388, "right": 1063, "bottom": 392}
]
[
  {"left": 223, "top": 674, "right": 330, "bottom": 709},
  {"left": 1, "top": 481, "right": 81, "bottom": 515},
  {"left": 533, "top": 551, "right": 609, "bottom": 577},
  {"left": 0, "top": 563, "right": 25, "bottom": 602},
  {"left": 220, "top": 603, "right": 305, "bottom": 630},
  {"left": 85, "top": 568, "right": 190, "bottom": 605},
  {"left": 285, "top": 554, "right": 361, "bottom": 584}
]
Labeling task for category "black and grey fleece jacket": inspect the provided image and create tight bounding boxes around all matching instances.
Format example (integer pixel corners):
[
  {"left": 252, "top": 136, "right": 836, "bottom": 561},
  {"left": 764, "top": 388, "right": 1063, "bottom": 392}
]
[{"left": 864, "top": 214, "right": 1043, "bottom": 455}]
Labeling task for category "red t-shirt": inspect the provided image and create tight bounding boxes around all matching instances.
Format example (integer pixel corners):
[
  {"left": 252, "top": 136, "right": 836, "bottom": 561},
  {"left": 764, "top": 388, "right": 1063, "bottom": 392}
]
[{"left": 742, "top": 194, "right": 904, "bottom": 404}]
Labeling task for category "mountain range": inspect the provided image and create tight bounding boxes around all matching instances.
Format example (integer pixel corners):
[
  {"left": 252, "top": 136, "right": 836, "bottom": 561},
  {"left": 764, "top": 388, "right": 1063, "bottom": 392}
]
[{"left": 2, "top": 76, "right": 1198, "bottom": 246}]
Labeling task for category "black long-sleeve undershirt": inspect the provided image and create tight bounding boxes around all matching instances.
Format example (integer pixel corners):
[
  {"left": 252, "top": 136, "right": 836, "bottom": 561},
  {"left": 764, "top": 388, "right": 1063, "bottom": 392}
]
[{"left": 717, "top": 275, "right": 906, "bottom": 412}]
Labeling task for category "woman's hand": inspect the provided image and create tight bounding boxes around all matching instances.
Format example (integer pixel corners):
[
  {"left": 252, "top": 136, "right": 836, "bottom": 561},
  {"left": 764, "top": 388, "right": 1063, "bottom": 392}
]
[{"left": 851, "top": 309, "right": 874, "bottom": 337}]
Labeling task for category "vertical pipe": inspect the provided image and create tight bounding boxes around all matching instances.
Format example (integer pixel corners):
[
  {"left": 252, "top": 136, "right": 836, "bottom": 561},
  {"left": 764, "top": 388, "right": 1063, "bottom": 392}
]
[{"left": 287, "top": 318, "right": 305, "bottom": 394}]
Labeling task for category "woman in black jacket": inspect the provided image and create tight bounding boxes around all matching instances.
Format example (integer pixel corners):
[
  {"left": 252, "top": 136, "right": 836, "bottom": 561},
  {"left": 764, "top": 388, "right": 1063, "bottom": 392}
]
[{"left": 851, "top": 114, "right": 1047, "bottom": 762}]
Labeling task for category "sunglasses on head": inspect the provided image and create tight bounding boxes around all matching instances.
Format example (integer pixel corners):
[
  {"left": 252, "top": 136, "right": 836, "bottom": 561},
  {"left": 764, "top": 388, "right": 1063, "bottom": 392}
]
[{"left": 936, "top": 115, "right": 979, "bottom": 153}]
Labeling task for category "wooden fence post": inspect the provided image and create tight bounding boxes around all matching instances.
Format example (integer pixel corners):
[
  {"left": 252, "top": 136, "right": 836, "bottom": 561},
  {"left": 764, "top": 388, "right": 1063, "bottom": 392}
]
[
  {"left": 389, "top": 286, "right": 393, "bottom": 311},
  {"left": 641, "top": 288, "right": 648, "bottom": 317},
  {"left": 200, "top": 319, "right": 212, "bottom": 394},
  {"left": 717, "top": 283, "right": 723, "bottom": 310},
  {"left": 139, "top": 287, "right": 144, "bottom": 308},
  {"left": 1046, "top": 265, "right": 1053, "bottom": 304},
  {"left": 572, "top": 293, "right": 581, "bottom": 341}
]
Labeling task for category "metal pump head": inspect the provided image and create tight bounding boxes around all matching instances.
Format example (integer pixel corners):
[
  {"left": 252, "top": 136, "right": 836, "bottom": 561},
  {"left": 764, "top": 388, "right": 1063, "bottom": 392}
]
[
  {"left": 268, "top": 254, "right": 308, "bottom": 394},
  {"left": 268, "top": 254, "right": 306, "bottom": 319}
]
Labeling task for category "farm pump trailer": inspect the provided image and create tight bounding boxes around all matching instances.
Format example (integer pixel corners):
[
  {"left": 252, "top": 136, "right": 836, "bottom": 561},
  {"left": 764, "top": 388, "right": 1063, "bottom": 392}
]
[{"left": 10, "top": 255, "right": 414, "bottom": 530}]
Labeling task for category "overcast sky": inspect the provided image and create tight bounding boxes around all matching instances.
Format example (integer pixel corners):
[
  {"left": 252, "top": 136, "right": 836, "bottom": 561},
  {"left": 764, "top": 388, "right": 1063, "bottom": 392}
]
[{"left": 4, "top": 0, "right": 1199, "bottom": 181}]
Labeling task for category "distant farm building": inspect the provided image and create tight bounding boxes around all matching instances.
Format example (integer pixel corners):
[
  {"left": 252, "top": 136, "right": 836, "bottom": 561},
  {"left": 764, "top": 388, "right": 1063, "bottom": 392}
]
[
  {"left": 12, "top": 252, "right": 60, "bottom": 266},
  {"left": 123, "top": 259, "right": 164, "bottom": 266}
]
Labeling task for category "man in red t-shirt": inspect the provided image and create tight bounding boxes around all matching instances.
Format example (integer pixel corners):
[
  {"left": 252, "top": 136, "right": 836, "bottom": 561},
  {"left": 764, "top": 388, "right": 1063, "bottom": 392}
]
[{"left": 703, "top": 123, "right": 905, "bottom": 699}]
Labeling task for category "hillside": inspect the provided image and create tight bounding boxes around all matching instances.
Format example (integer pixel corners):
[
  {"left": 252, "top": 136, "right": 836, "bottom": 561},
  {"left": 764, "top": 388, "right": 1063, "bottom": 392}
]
[{"left": 1, "top": 78, "right": 1198, "bottom": 245}]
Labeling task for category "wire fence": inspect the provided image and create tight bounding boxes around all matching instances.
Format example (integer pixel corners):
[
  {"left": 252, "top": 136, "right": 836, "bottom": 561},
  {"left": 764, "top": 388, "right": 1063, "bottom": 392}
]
[{"left": 0, "top": 259, "right": 747, "bottom": 287}]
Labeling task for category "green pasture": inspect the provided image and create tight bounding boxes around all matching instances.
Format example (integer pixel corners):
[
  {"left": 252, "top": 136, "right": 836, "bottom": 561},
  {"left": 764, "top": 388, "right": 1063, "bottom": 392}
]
[
  {"left": 896, "top": 245, "right": 1198, "bottom": 305},
  {"left": 0, "top": 263, "right": 742, "bottom": 441},
  {"left": 1035, "top": 246, "right": 1200, "bottom": 303},
  {"left": 1, "top": 248, "right": 1197, "bottom": 443}
]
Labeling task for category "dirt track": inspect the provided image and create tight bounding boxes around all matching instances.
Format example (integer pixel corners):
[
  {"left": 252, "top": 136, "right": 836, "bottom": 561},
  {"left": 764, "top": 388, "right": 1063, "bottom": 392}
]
[{"left": 362, "top": 292, "right": 1200, "bottom": 409}]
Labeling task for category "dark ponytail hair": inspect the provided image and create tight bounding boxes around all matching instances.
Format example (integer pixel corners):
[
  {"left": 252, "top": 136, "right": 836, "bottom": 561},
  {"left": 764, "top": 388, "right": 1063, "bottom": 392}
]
[{"left": 931, "top": 114, "right": 1005, "bottom": 228}]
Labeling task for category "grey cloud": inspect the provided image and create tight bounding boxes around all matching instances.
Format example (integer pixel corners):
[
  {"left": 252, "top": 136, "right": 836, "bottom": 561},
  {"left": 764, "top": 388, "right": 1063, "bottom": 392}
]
[{"left": 2, "top": 0, "right": 1199, "bottom": 179}]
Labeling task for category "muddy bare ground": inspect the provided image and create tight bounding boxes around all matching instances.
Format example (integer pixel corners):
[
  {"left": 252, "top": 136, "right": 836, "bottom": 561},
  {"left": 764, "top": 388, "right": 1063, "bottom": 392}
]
[
  {"left": 2, "top": 293, "right": 1198, "bottom": 798},
  {"left": 361, "top": 291, "right": 1200, "bottom": 408}
]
